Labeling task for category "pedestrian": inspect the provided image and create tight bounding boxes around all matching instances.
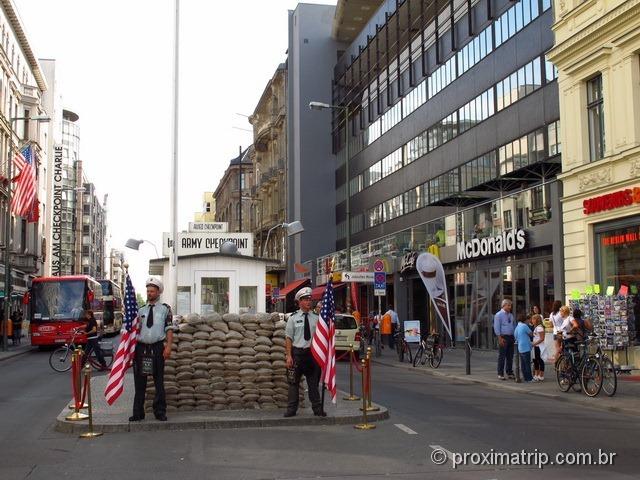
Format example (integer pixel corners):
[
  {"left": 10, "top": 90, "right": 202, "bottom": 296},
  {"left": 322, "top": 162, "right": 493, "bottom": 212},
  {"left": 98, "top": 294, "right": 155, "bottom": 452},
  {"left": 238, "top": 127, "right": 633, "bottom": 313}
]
[
  {"left": 514, "top": 314, "right": 534, "bottom": 382},
  {"left": 4, "top": 314, "right": 13, "bottom": 345},
  {"left": 550, "top": 300, "right": 563, "bottom": 360},
  {"left": 380, "top": 309, "right": 391, "bottom": 349},
  {"left": 284, "top": 287, "right": 325, "bottom": 418},
  {"left": 130, "top": 276, "right": 176, "bottom": 422},
  {"left": 529, "top": 305, "right": 541, "bottom": 332},
  {"left": 82, "top": 310, "right": 107, "bottom": 370},
  {"left": 385, "top": 304, "right": 399, "bottom": 349},
  {"left": 10, "top": 311, "right": 20, "bottom": 345},
  {"left": 531, "top": 313, "right": 545, "bottom": 381},
  {"left": 493, "top": 299, "right": 515, "bottom": 380}
]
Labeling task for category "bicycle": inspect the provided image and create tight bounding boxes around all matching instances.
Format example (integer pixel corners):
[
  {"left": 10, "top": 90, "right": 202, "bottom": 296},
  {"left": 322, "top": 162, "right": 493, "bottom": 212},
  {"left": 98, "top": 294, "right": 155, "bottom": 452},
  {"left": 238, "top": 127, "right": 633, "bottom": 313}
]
[
  {"left": 370, "top": 328, "right": 382, "bottom": 357},
  {"left": 394, "top": 328, "right": 413, "bottom": 363},
  {"left": 413, "top": 333, "right": 444, "bottom": 368},
  {"left": 592, "top": 342, "right": 617, "bottom": 397},
  {"left": 49, "top": 328, "right": 114, "bottom": 373},
  {"left": 555, "top": 336, "right": 602, "bottom": 397}
]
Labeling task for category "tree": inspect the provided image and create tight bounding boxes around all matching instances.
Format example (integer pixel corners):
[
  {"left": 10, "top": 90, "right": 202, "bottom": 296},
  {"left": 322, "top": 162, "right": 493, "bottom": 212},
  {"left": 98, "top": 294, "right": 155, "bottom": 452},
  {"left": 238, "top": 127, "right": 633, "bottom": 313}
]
[{"left": 136, "top": 293, "right": 145, "bottom": 306}]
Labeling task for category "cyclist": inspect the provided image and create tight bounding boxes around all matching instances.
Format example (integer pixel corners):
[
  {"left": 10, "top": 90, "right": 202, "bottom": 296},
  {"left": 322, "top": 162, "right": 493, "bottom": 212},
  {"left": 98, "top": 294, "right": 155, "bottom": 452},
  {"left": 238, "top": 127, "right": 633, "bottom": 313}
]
[{"left": 82, "top": 310, "right": 108, "bottom": 371}]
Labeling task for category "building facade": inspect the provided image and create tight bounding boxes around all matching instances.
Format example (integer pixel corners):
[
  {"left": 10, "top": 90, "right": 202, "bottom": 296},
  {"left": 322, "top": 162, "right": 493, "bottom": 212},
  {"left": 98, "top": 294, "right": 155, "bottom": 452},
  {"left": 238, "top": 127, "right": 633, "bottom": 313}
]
[
  {"left": 107, "top": 247, "right": 125, "bottom": 291},
  {"left": 313, "top": 0, "right": 563, "bottom": 348},
  {"left": 249, "top": 64, "right": 288, "bottom": 297},
  {"left": 549, "top": 0, "right": 640, "bottom": 364},
  {"left": 0, "top": 0, "right": 48, "bottom": 310},
  {"left": 80, "top": 182, "right": 106, "bottom": 278},
  {"left": 286, "top": 3, "right": 346, "bottom": 282},
  {"left": 213, "top": 146, "right": 255, "bottom": 235}
]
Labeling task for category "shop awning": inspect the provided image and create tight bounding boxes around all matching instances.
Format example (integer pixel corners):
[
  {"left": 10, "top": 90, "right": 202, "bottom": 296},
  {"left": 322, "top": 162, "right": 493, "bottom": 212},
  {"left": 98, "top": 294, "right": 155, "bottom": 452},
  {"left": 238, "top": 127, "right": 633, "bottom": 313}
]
[
  {"left": 276, "top": 278, "right": 310, "bottom": 300},
  {"left": 311, "top": 283, "right": 346, "bottom": 300}
]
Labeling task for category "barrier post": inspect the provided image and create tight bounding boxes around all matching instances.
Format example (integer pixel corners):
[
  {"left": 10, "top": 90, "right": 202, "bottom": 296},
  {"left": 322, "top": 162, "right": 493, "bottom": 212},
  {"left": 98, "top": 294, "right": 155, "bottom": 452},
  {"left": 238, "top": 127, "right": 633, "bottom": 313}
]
[
  {"left": 65, "top": 350, "right": 88, "bottom": 421},
  {"left": 364, "top": 346, "right": 380, "bottom": 412},
  {"left": 354, "top": 359, "right": 375, "bottom": 430},
  {"left": 80, "top": 363, "right": 103, "bottom": 438},
  {"left": 343, "top": 344, "right": 360, "bottom": 401}
]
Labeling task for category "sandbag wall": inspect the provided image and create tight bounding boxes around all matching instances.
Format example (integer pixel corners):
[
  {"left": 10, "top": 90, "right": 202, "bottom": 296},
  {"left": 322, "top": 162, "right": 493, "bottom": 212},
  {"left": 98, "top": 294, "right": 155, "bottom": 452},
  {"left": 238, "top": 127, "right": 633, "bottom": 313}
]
[{"left": 144, "top": 312, "right": 289, "bottom": 412}]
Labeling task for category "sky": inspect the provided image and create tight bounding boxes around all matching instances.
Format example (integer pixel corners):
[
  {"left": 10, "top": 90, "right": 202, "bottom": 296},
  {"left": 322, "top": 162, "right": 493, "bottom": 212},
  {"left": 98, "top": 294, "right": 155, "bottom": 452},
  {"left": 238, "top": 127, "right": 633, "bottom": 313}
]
[{"left": 14, "top": 0, "right": 336, "bottom": 293}]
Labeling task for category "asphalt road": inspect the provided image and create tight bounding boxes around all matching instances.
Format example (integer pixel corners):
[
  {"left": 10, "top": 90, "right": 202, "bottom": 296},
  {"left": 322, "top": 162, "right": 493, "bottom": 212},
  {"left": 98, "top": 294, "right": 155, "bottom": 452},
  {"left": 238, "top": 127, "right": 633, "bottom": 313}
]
[{"left": 1, "top": 348, "right": 639, "bottom": 480}]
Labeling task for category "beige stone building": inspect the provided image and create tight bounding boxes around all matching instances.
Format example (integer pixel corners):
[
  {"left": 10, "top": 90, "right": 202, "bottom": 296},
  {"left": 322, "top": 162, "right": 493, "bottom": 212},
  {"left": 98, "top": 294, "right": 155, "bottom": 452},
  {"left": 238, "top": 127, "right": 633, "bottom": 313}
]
[
  {"left": 249, "top": 64, "right": 287, "bottom": 294},
  {"left": 213, "top": 147, "right": 255, "bottom": 235},
  {"left": 549, "top": 0, "right": 640, "bottom": 363},
  {"left": 194, "top": 192, "right": 215, "bottom": 222}
]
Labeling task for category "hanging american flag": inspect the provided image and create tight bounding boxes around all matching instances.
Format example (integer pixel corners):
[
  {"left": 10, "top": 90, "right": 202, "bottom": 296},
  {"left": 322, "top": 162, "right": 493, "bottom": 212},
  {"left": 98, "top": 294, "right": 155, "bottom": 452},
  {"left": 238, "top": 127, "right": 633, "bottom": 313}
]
[
  {"left": 311, "top": 278, "right": 337, "bottom": 403},
  {"left": 11, "top": 145, "right": 36, "bottom": 217},
  {"left": 104, "top": 274, "right": 139, "bottom": 405}
]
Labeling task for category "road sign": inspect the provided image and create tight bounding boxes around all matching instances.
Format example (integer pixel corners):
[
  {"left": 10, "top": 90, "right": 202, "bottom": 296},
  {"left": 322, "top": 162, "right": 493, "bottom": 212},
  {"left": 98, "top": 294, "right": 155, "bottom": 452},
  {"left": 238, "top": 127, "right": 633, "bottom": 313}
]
[
  {"left": 341, "top": 271, "right": 374, "bottom": 282},
  {"left": 374, "top": 271, "right": 386, "bottom": 296},
  {"left": 272, "top": 287, "right": 280, "bottom": 299},
  {"left": 373, "top": 259, "right": 384, "bottom": 272}
]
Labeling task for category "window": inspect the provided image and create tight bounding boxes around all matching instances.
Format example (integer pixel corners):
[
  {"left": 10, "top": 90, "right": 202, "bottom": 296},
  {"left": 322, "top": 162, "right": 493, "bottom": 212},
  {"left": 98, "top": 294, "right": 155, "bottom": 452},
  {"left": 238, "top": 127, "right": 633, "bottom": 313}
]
[
  {"left": 587, "top": 75, "right": 605, "bottom": 161},
  {"left": 239, "top": 286, "right": 257, "bottom": 314},
  {"left": 200, "top": 277, "right": 229, "bottom": 315}
]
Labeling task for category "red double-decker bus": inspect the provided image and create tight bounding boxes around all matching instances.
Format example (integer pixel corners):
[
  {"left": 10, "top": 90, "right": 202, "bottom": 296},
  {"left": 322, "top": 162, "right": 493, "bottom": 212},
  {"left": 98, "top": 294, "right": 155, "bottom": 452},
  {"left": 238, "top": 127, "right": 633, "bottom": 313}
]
[
  {"left": 98, "top": 279, "right": 123, "bottom": 336},
  {"left": 27, "top": 275, "right": 104, "bottom": 347}
]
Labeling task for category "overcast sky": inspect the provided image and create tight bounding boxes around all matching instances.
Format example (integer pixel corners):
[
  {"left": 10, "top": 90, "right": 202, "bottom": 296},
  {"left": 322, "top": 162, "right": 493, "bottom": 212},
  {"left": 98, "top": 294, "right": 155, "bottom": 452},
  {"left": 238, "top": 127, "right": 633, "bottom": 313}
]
[{"left": 15, "top": 0, "right": 336, "bottom": 294}]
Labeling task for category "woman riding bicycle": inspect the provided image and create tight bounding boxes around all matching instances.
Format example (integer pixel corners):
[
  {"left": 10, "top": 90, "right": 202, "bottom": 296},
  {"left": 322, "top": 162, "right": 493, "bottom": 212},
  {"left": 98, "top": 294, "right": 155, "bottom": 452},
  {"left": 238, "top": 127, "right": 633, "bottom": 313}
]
[{"left": 83, "top": 310, "right": 108, "bottom": 371}]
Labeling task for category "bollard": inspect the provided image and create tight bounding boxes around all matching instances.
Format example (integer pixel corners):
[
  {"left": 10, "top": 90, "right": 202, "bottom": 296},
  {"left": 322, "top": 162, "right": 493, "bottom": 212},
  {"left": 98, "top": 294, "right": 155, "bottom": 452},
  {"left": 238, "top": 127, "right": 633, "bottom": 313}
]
[
  {"left": 354, "top": 359, "right": 375, "bottom": 430},
  {"left": 361, "top": 347, "right": 380, "bottom": 412},
  {"left": 80, "top": 363, "right": 103, "bottom": 438},
  {"left": 66, "top": 350, "right": 88, "bottom": 421},
  {"left": 343, "top": 344, "right": 360, "bottom": 401}
]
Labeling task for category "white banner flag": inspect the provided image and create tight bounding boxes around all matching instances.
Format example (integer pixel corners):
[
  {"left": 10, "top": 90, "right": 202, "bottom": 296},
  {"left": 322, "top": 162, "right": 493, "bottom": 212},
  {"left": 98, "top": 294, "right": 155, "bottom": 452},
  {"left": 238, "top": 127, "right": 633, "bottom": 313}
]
[{"left": 417, "top": 252, "right": 452, "bottom": 340}]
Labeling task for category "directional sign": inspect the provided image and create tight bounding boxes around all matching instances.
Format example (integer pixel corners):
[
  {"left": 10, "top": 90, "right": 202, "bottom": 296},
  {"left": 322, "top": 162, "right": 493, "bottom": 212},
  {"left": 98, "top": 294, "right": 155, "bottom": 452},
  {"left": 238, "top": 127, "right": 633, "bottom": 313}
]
[
  {"left": 341, "top": 271, "right": 374, "bottom": 282},
  {"left": 374, "top": 271, "right": 386, "bottom": 296},
  {"left": 373, "top": 259, "right": 385, "bottom": 272},
  {"left": 272, "top": 287, "right": 280, "bottom": 300}
]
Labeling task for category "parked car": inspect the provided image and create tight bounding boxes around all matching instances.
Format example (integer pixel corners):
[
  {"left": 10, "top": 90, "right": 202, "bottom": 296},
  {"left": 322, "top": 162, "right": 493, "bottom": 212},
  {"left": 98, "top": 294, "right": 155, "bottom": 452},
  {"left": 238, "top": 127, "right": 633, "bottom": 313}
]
[{"left": 334, "top": 314, "right": 361, "bottom": 357}]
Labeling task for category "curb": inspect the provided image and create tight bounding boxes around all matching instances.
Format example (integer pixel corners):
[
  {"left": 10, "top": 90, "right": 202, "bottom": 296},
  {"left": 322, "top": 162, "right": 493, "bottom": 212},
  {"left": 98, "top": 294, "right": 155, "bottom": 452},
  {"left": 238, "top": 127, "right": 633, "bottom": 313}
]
[
  {"left": 0, "top": 347, "right": 34, "bottom": 362},
  {"left": 55, "top": 400, "right": 390, "bottom": 434},
  {"left": 373, "top": 358, "right": 640, "bottom": 418}
]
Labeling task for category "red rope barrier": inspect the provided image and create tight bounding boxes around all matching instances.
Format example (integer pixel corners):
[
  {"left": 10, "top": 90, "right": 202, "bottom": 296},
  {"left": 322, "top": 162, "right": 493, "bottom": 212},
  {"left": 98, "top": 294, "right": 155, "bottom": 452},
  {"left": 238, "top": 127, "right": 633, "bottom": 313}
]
[
  {"left": 71, "top": 353, "right": 81, "bottom": 410},
  {"left": 350, "top": 350, "right": 364, "bottom": 372},
  {"left": 336, "top": 350, "right": 350, "bottom": 361},
  {"left": 80, "top": 367, "right": 89, "bottom": 407}
]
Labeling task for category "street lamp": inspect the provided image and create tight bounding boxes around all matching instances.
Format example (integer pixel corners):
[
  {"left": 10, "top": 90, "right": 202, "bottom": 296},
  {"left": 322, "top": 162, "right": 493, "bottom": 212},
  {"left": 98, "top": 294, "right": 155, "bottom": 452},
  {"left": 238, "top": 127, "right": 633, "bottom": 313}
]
[
  {"left": 125, "top": 238, "right": 160, "bottom": 258},
  {"left": 2, "top": 114, "right": 50, "bottom": 352},
  {"left": 241, "top": 196, "right": 263, "bottom": 255},
  {"left": 309, "top": 100, "right": 352, "bottom": 312},
  {"left": 261, "top": 221, "right": 304, "bottom": 258}
]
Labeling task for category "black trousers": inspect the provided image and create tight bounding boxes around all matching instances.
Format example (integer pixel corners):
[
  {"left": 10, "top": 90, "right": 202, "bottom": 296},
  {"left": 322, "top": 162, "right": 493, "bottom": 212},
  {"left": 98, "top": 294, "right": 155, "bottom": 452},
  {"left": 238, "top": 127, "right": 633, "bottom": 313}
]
[
  {"left": 85, "top": 338, "right": 106, "bottom": 367},
  {"left": 287, "top": 348, "right": 322, "bottom": 414},
  {"left": 133, "top": 342, "right": 166, "bottom": 417},
  {"left": 497, "top": 335, "right": 515, "bottom": 376}
]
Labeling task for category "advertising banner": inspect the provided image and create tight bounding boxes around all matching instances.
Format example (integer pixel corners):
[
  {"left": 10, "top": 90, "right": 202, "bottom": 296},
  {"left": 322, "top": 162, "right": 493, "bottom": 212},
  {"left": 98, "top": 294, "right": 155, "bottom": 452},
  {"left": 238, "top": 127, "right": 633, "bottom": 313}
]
[
  {"left": 403, "top": 320, "right": 421, "bottom": 343},
  {"left": 417, "top": 252, "right": 453, "bottom": 340}
]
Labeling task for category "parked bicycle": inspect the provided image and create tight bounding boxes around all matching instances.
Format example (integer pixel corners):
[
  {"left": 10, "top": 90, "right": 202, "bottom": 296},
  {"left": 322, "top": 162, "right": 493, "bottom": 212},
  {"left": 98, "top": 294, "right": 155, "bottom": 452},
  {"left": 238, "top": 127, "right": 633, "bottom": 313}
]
[
  {"left": 413, "top": 333, "right": 444, "bottom": 368},
  {"left": 592, "top": 341, "right": 617, "bottom": 397},
  {"left": 555, "top": 336, "right": 602, "bottom": 397},
  {"left": 48, "top": 328, "right": 114, "bottom": 373},
  {"left": 394, "top": 328, "right": 413, "bottom": 363}
]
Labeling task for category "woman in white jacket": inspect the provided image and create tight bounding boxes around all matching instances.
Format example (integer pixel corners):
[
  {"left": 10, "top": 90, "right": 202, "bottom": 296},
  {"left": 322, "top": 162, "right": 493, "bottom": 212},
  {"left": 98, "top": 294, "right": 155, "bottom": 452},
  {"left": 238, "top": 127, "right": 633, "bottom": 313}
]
[{"left": 550, "top": 300, "right": 564, "bottom": 359}]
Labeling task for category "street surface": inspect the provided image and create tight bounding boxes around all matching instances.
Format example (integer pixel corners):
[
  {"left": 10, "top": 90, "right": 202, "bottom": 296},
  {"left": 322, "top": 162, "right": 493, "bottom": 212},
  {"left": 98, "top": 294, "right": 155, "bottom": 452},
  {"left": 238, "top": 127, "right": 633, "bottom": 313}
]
[{"left": 1, "top": 347, "right": 639, "bottom": 479}]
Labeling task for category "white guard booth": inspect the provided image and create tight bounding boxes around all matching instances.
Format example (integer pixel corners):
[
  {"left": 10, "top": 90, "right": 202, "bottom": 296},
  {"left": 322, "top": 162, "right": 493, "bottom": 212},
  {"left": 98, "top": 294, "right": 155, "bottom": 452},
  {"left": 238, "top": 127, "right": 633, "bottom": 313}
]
[{"left": 150, "top": 253, "right": 271, "bottom": 316}]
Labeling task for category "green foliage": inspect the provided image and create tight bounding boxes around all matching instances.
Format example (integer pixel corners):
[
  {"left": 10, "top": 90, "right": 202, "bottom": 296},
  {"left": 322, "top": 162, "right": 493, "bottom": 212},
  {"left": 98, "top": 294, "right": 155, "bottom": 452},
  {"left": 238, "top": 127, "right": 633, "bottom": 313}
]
[{"left": 136, "top": 293, "right": 146, "bottom": 306}]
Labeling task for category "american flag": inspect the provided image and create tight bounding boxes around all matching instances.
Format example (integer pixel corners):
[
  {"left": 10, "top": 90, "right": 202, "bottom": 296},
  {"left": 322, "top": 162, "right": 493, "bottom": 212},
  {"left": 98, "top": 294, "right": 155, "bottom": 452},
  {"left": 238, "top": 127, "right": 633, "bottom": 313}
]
[
  {"left": 311, "top": 279, "right": 337, "bottom": 403},
  {"left": 11, "top": 145, "right": 36, "bottom": 217},
  {"left": 104, "top": 274, "right": 139, "bottom": 405}
]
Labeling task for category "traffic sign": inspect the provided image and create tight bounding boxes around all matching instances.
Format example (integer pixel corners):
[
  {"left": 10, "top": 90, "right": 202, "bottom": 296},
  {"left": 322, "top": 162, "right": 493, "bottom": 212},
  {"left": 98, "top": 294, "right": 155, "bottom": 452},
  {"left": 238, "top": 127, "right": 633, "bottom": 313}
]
[
  {"left": 374, "top": 271, "right": 386, "bottom": 296},
  {"left": 341, "top": 271, "right": 374, "bottom": 282},
  {"left": 272, "top": 287, "right": 280, "bottom": 299},
  {"left": 373, "top": 259, "right": 384, "bottom": 272}
]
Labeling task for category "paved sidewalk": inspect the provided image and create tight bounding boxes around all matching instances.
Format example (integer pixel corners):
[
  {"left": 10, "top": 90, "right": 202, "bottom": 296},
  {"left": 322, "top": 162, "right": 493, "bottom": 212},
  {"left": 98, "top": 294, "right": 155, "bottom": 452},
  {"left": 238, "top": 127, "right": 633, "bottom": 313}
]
[
  {"left": 0, "top": 343, "right": 34, "bottom": 362},
  {"left": 56, "top": 373, "right": 389, "bottom": 435},
  {"left": 372, "top": 343, "right": 640, "bottom": 416}
]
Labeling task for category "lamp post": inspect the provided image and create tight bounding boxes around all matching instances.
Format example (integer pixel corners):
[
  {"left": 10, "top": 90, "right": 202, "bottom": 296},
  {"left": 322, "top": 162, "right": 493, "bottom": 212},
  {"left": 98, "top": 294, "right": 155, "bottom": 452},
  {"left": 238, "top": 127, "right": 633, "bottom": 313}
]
[
  {"left": 261, "top": 221, "right": 304, "bottom": 258},
  {"left": 241, "top": 196, "right": 262, "bottom": 256},
  {"left": 2, "top": 114, "right": 50, "bottom": 352},
  {"left": 125, "top": 238, "right": 160, "bottom": 258},
  {"left": 309, "top": 101, "right": 352, "bottom": 312}
]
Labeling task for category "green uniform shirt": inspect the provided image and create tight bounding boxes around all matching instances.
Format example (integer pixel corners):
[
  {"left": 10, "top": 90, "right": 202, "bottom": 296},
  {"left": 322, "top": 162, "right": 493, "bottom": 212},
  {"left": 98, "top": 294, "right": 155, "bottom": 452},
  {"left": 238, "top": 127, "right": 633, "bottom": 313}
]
[{"left": 285, "top": 309, "right": 318, "bottom": 349}]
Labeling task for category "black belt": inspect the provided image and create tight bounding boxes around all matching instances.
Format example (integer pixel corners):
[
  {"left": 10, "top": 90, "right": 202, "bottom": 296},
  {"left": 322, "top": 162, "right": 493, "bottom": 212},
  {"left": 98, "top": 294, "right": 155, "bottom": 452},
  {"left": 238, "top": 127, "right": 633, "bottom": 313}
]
[
  {"left": 138, "top": 340, "right": 165, "bottom": 346},
  {"left": 292, "top": 347, "right": 311, "bottom": 353}
]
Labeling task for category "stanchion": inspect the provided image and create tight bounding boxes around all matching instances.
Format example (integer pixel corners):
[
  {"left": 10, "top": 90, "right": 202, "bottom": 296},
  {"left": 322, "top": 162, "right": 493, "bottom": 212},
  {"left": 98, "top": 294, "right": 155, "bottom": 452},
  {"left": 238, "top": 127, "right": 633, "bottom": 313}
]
[
  {"left": 354, "top": 359, "right": 375, "bottom": 430},
  {"left": 361, "top": 347, "right": 379, "bottom": 412},
  {"left": 66, "top": 350, "right": 88, "bottom": 421},
  {"left": 80, "top": 363, "right": 102, "bottom": 438},
  {"left": 343, "top": 344, "right": 360, "bottom": 401}
]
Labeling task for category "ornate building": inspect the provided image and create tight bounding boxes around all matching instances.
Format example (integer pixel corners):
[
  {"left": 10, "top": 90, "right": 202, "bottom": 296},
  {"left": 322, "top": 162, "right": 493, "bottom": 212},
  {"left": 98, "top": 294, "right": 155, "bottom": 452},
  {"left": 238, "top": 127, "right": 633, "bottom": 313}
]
[{"left": 213, "top": 146, "right": 255, "bottom": 235}]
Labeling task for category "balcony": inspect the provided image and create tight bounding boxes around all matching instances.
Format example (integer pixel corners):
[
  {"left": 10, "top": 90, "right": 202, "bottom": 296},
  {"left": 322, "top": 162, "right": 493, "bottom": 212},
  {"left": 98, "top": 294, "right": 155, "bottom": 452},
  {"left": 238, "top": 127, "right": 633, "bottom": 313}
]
[
  {"left": 21, "top": 83, "right": 41, "bottom": 106},
  {"left": 11, "top": 253, "right": 38, "bottom": 274}
]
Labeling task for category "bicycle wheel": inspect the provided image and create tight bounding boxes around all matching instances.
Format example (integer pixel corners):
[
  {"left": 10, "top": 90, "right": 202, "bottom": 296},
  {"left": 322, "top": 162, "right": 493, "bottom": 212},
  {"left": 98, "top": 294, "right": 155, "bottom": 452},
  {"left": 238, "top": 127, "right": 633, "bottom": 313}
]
[
  {"left": 413, "top": 346, "right": 424, "bottom": 367},
  {"left": 405, "top": 343, "right": 413, "bottom": 364},
  {"left": 555, "top": 355, "right": 573, "bottom": 392},
  {"left": 600, "top": 356, "right": 617, "bottom": 397},
  {"left": 430, "top": 345, "right": 443, "bottom": 368},
  {"left": 580, "top": 356, "right": 602, "bottom": 397},
  {"left": 49, "top": 347, "right": 73, "bottom": 372}
]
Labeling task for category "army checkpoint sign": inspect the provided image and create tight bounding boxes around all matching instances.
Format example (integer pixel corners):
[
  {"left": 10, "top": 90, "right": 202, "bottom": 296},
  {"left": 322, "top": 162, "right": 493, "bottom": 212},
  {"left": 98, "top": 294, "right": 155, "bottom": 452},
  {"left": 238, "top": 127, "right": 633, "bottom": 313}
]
[{"left": 162, "top": 232, "right": 253, "bottom": 256}]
